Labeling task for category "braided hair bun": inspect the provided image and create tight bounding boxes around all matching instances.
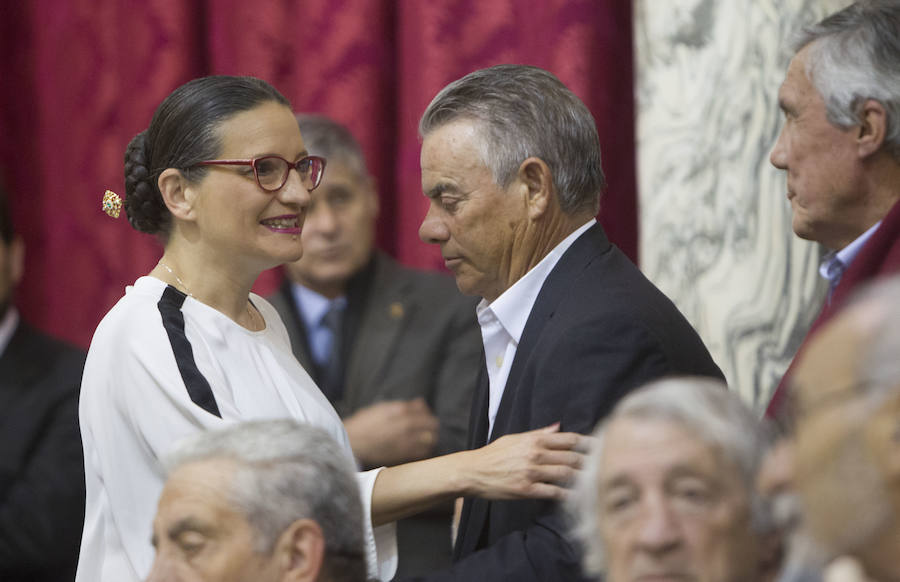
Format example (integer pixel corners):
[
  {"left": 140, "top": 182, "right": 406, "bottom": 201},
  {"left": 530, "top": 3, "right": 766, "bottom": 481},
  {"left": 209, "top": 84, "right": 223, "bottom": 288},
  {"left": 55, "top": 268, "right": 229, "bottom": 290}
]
[{"left": 123, "top": 131, "right": 170, "bottom": 234}]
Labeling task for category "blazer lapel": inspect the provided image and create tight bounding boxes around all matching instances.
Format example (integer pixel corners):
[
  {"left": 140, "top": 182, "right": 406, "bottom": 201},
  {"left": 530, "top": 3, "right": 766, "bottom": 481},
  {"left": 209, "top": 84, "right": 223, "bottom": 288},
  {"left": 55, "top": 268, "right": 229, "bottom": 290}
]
[
  {"left": 344, "top": 255, "right": 410, "bottom": 403},
  {"left": 0, "top": 322, "right": 32, "bottom": 407},
  {"left": 456, "top": 224, "right": 611, "bottom": 558},
  {"left": 489, "top": 223, "right": 610, "bottom": 442}
]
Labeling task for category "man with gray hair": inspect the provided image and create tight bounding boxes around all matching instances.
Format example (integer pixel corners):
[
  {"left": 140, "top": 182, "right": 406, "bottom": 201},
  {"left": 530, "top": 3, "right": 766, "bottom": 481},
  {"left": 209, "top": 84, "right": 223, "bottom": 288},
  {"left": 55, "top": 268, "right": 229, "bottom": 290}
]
[
  {"left": 570, "top": 377, "right": 778, "bottom": 582},
  {"left": 789, "top": 274, "right": 900, "bottom": 582},
  {"left": 415, "top": 64, "right": 723, "bottom": 580},
  {"left": 146, "top": 420, "right": 366, "bottom": 582},
  {"left": 766, "top": 0, "right": 900, "bottom": 418}
]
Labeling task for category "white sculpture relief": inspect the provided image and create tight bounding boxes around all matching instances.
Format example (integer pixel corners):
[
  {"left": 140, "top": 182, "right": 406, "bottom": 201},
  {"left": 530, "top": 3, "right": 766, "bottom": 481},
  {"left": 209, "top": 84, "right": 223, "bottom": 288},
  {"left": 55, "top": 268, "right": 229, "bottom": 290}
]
[{"left": 634, "top": 0, "right": 851, "bottom": 406}]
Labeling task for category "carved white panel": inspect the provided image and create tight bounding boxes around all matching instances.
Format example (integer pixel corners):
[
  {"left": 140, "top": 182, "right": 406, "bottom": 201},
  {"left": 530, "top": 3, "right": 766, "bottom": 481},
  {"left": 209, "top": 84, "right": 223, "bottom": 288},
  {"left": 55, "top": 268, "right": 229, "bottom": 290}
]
[{"left": 634, "top": 0, "right": 850, "bottom": 407}]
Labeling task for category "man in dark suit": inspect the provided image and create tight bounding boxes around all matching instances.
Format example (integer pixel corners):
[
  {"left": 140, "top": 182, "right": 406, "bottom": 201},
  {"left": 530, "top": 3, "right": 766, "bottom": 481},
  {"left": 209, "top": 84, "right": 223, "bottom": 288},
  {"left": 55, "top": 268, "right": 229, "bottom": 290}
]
[
  {"left": 0, "top": 179, "right": 86, "bottom": 581},
  {"left": 414, "top": 64, "right": 723, "bottom": 581},
  {"left": 268, "top": 115, "right": 482, "bottom": 576}
]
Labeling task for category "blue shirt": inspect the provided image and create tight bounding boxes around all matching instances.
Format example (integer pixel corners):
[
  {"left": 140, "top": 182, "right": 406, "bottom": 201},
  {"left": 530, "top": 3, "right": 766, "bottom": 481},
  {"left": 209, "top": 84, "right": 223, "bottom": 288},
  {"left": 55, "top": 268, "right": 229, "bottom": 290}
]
[
  {"left": 289, "top": 282, "right": 347, "bottom": 366},
  {"left": 819, "top": 221, "right": 882, "bottom": 301}
]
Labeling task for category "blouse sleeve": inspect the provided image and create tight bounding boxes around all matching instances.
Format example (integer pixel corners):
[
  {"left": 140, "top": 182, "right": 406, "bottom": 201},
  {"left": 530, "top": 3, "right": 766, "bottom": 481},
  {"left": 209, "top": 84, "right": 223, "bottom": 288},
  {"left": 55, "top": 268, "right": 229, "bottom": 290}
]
[
  {"left": 357, "top": 468, "right": 397, "bottom": 581},
  {"left": 80, "top": 302, "right": 232, "bottom": 579}
]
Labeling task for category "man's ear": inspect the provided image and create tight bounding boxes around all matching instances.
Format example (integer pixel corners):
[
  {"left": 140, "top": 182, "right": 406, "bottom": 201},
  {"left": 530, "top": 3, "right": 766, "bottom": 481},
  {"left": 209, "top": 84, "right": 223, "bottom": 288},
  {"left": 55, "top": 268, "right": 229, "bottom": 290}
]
[
  {"left": 363, "top": 174, "right": 380, "bottom": 220},
  {"left": 9, "top": 235, "right": 24, "bottom": 286},
  {"left": 157, "top": 168, "right": 197, "bottom": 221},
  {"left": 278, "top": 518, "right": 325, "bottom": 582},
  {"left": 864, "top": 389, "right": 900, "bottom": 484},
  {"left": 517, "top": 157, "right": 554, "bottom": 220},
  {"left": 857, "top": 99, "right": 887, "bottom": 159}
]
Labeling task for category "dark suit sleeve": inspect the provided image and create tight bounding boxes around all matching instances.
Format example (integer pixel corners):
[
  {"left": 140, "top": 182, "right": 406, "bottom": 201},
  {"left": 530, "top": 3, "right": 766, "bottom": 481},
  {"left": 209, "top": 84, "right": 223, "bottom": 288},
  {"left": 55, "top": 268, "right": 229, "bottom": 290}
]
[
  {"left": 0, "top": 349, "right": 86, "bottom": 575},
  {"left": 430, "top": 298, "right": 481, "bottom": 457},
  {"left": 400, "top": 511, "right": 589, "bottom": 581}
]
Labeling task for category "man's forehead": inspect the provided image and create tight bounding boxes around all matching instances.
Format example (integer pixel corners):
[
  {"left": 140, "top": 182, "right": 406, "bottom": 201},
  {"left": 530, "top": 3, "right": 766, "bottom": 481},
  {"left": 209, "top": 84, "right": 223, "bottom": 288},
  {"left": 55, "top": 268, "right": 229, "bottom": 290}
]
[{"left": 599, "top": 416, "right": 722, "bottom": 480}]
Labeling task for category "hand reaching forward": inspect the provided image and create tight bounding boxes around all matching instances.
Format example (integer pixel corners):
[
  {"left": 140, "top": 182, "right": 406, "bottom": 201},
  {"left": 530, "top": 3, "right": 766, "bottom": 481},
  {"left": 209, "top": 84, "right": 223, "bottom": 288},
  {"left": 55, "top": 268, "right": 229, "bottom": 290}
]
[
  {"left": 464, "top": 423, "right": 590, "bottom": 501},
  {"left": 370, "top": 423, "right": 591, "bottom": 525}
]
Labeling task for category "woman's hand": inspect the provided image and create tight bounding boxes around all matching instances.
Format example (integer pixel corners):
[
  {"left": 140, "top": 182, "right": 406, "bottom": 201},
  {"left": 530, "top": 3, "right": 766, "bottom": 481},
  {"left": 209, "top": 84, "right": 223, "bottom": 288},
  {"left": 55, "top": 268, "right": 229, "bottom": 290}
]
[
  {"left": 462, "top": 423, "right": 590, "bottom": 501},
  {"left": 370, "top": 423, "right": 591, "bottom": 525}
]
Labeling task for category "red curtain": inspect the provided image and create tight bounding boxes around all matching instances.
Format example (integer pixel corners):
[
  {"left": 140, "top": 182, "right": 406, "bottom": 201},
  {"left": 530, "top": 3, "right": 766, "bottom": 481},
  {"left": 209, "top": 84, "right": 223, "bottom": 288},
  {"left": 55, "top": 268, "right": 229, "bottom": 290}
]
[{"left": 1, "top": 0, "right": 636, "bottom": 348}]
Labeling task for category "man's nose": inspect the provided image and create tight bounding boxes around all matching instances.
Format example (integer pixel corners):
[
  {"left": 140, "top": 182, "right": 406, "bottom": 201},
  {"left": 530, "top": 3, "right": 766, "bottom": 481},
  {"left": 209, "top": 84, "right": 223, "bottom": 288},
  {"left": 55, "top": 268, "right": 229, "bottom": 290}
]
[
  {"left": 635, "top": 501, "right": 683, "bottom": 554},
  {"left": 307, "top": 200, "right": 340, "bottom": 235},
  {"left": 418, "top": 203, "right": 449, "bottom": 244},
  {"left": 144, "top": 554, "right": 179, "bottom": 582},
  {"left": 770, "top": 126, "right": 788, "bottom": 170}
]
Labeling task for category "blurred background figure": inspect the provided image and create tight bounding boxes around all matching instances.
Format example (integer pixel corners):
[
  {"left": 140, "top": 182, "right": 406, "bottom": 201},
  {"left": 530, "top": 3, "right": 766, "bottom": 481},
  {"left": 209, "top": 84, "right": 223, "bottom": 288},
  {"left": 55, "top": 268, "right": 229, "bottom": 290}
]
[
  {"left": 0, "top": 176, "right": 86, "bottom": 581},
  {"left": 147, "top": 420, "right": 367, "bottom": 582},
  {"left": 789, "top": 275, "right": 900, "bottom": 582},
  {"left": 268, "top": 115, "right": 481, "bottom": 575},
  {"left": 571, "top": 377, "right": 779, "bottom": 582}
]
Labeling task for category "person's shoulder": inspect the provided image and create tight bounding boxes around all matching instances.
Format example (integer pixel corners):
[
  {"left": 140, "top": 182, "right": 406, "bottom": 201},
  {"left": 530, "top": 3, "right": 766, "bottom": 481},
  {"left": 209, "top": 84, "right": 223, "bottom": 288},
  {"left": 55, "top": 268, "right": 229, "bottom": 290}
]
[
  {"left": 8, "top": 322, "right": 85, "bottom": 389},
  {"left": 13, "top": 321, "right": 84, "bottom": 360},
  {"left": 89, "top": 277, "right": 171, "bottom": 352}
]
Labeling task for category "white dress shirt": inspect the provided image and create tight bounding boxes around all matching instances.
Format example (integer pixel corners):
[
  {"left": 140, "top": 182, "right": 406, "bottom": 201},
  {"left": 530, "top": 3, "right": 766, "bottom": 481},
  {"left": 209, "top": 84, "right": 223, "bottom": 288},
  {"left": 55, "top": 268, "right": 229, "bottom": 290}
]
[
  {"left": 477, "top": 219, "right": 595, "bottom": 438},
  {"left": 0, "top": 306, "right": 18, "bottom": 358}
]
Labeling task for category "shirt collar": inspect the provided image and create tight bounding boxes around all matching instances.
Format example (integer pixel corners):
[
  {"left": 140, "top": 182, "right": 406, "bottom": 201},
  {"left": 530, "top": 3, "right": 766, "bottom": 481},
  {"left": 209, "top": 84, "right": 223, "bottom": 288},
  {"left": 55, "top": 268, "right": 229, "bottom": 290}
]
[
  {"left": 0, "top": 307, "right": 19, "bottom": 357},
  {"left": 290, "top": 282, "right": 346, "bottom": 328},
  {"left": 819, "top": 220, "right": 882, "bottom": 284},
  {"left": 477, "top": 219, "right": 595, "bottom": 343}
]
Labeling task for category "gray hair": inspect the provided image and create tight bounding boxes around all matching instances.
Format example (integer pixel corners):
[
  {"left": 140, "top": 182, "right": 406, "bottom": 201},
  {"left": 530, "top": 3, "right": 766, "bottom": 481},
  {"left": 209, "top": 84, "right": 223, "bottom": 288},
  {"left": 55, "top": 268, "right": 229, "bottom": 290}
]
[
  {"left": 795, "top": 0, "right": 900, "bottom": 159},
  {"left": 163, "top": 420, "right": 365, "bottom": 582},
  {"left": 296, "top": 114, "right": 369, "bottom": 181},
  {"left": 569, "top": 377, "right": 772, "bottom": 576},
  {"left": 419, "top": 64, "right": 605, "bottom": 216}
]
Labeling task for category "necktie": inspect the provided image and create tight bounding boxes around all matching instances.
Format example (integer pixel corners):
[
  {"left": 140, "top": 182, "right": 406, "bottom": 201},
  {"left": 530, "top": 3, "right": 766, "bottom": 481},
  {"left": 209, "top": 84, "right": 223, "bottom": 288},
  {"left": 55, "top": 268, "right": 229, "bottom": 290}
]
[{"left": 318, "top": 302, "right": 345, "bottom": 402}]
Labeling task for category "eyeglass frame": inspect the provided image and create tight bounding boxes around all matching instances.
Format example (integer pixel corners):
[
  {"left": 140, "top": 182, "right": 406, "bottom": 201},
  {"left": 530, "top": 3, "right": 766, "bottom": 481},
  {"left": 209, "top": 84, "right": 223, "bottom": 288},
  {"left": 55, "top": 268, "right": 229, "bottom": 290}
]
[{"left": 194, "top": 155, "right": 327, "bottom": 192}]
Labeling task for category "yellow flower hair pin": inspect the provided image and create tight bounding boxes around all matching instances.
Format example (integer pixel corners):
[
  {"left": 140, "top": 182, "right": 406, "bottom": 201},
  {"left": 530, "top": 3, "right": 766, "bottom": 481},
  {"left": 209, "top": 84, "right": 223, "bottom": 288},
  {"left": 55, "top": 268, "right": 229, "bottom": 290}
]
[{"left": 102, "top": 190, "right": 122, "bottom": 218}]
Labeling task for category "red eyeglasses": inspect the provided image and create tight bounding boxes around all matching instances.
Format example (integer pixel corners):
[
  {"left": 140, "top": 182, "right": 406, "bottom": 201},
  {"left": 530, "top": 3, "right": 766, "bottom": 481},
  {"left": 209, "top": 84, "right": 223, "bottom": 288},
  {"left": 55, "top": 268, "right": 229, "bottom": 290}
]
[{"left": 195, "top": 155, "right": 327, "bottom": 192}]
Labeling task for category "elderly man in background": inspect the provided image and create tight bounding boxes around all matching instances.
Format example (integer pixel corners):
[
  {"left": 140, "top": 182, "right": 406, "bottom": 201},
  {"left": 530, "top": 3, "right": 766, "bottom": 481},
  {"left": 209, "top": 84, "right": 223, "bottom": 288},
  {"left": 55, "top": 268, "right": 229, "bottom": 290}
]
[
  {"left": 571, "top": 377, "right": 779, "bottom": 582},
  {"left": 787, "top": 275, "right": 900, "bottom": 582},
  {"left": 268, "top": 115, "right": 480, "bottom": 575},
  {"left": 414, "top": 64, "right": 723, "bottom": 581},
  {"left": 0, "top": 178, "right": 86, "bottom": 581},
  {"left": 146, "top": 420, "right": 366, "bottom": 582},
  {"left": 766, "top": 0, "right": 900, "bottom": 419}
]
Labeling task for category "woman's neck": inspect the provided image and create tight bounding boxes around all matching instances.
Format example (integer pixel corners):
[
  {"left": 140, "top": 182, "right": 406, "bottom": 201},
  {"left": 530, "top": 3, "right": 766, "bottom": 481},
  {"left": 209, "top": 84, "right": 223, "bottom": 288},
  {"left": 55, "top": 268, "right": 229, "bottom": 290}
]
[{"left": 151, "top": 244, "right": 264, "bottom": 331}]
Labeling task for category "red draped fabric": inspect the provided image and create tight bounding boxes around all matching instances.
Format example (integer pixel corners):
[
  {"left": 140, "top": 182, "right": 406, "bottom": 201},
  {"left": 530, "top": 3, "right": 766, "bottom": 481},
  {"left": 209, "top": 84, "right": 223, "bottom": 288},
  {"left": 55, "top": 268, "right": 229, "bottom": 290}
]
[{"left": 1, "top": 0, "right": 636, "bottom": 348}]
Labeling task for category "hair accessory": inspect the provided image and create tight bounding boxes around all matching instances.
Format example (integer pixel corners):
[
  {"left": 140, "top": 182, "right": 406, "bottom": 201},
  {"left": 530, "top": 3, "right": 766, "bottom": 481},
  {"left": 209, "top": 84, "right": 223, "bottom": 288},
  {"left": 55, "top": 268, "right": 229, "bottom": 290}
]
[{"left": 102, "top": 190, "right": 122, "bottom": 218}]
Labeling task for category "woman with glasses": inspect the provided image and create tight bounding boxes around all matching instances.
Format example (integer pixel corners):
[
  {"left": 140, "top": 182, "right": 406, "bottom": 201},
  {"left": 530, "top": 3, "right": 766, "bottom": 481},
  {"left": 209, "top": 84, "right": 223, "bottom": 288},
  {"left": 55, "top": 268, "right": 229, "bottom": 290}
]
[{"left": 77, "top": 76, "right": 584, "bottom": 582}]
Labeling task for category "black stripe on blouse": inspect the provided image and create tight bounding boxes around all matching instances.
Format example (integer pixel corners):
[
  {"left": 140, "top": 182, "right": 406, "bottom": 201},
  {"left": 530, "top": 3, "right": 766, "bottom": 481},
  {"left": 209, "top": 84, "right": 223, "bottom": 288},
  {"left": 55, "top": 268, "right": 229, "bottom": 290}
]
[{"left": 157, "top": 285, "right": 221, "bottom": 418}]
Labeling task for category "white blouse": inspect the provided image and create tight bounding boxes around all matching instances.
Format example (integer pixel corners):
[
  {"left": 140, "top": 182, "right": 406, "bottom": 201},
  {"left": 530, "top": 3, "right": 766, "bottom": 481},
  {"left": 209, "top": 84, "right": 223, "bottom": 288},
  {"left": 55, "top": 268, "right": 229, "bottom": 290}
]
[{"left": 76, "top": 276, "right": 396, "bottom": 582}]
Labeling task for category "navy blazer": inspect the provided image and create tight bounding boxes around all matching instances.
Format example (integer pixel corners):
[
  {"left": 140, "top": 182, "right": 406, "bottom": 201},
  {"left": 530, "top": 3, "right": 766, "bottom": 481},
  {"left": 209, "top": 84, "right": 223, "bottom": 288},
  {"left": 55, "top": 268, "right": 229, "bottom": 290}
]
[{"left": 404, "top": 223, "right": 723, "bottom": 581}]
